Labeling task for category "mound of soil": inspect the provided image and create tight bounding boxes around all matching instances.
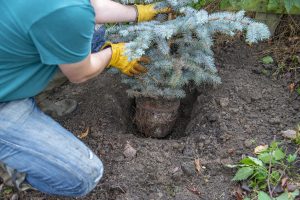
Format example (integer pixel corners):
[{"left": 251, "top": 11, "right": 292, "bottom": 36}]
[{"left": 15, "top": 38, "right": 299, "bottom": 200}]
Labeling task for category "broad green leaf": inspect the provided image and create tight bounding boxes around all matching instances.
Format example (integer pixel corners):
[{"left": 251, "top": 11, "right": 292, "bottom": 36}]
[
  {"left": 275, "top": 192, "right": 289, "bottom": 200},
  {"left": 258, "top": 191, "right": 272, "bottom": 200},
  {"left": 256, "top": 169, "right": 268, "bottom": 181},
  {"left": 270, "top": 170, "right": 280, "bottom": 184},
  {"left": 262, "top": 56, "right": 274, "bottom": 64},
  {"left": 267, "top": 0, "right": 281, "bottom": 11},
  {"left": 270, "top": 141, "right": 279, "bottom": 149},
  {"left": 258, "top": 153, "right": 272, "bottom": 164},
  {"left": 284, "top": 0, "right": 294, "bottom": 12},
  {"left": 296, "top": 87, "right": 300, "bottom": 95},
  {"left": 240, "top": 156, "right": 264, "bottom": 166},
  {"left": 291, "top": 189, "right": 300, "bottom": 197},
  {"left": 232, "top": 167, "right": 254, "bottom": 181},
  {"left": 276, "top": 189, "right": 299, "bottom": 200},
  {"left": 273, "top": 149, "right": 285, "bottom": 161},
  {"left": 287, "top": 153, "right": 297, "bottom": 163}
]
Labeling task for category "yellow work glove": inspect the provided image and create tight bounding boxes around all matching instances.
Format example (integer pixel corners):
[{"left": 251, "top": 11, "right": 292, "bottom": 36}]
[
  {"left": 103, "top": 42, "right": 150, "bottom": 76},
  {"left": 135, "top": 3, "right": 172, "bottom": 23}
]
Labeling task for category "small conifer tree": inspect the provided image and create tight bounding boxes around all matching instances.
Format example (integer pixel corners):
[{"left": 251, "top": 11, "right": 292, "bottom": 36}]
[{"left": 106, "top": 0, "right": 270, "bottom": 100}]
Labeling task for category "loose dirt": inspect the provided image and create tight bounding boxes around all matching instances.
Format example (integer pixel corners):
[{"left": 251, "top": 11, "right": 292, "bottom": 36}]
[{"left": 14, "top": 38, "right": 300, "bottom": 200}]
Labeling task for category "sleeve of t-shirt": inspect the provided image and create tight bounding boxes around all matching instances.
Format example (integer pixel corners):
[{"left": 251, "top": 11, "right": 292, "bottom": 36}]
[{"left": 29, "top": 5, "right": 95, "bottom": 65}]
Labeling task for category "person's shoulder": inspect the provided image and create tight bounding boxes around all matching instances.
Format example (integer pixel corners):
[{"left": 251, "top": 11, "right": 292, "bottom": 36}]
[
  {"left": 39, "top": 0, "right": 94, "bottom": 22},
  {"left": 4, "top": 0, "right": 94, "bottom": 30}
]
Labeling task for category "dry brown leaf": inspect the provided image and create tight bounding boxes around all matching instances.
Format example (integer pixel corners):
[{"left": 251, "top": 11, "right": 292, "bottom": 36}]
[
  {"left": 289, "top": 83, "right": 296, "bottom": 93},
  {"left": 194, "top": 158, "right": 201, "bottom": 174},
  {"left": 234, "top": 185, "right": 244, "bottom": 200},
  {"left": 281, "top": 177, "right": 288, "bottom": 188},
  {"left": 78, "top": 127, "right": 89, "bottom": 139},
  {"left": 254, "top": 145, "right": 269, "bottom": 154}
]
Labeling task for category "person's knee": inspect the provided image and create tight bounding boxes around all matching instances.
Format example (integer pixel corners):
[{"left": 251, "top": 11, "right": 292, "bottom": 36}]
[
  {"left": 75, "top": 157, "right": 104, "bottom": 197},
  {"left": 26, "top": 155, "right": 104, "bottom": 197}
]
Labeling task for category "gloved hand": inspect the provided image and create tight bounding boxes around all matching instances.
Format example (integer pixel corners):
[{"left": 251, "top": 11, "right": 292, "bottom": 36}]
[
  {"left": 103, "top": 42, "right": 150, "bottom": 76},
  {"left": 135, "top": 3, "right": 172, "bottom": 23}
]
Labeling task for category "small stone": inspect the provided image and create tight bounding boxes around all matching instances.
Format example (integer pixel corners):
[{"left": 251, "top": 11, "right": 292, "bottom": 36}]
[
  {"left": 182, "top": 146, "right": 194, "bottom": 157},
  {"left": 204, "top": 139, "right": 211, "bottom": 145},
  {"left": 272, "top": 185, "right": 284, "bottom": 193},
  {"left": 244, "top": 139, "right": 253, "bottom": 148},
  {"left": 207, "top": 113, "right": 219, "bottom": 122},
  {"left": 269, "top": 117, "right": 281, "bottom": 125},
  {"left": 281, "top": 129, "right": 297, "bottom": 140},
  {"left": 171, "top": 169, "right": 183, "bottom": 182},
  {"left": 181, "top": 162, "right": 196, "bottom": 176},
  {"left": 241, "top": 182, "right": 251, "bottom": 192},
  {"left": 231, "top": 108, "right": 240, "bottom": 113},
  {"left": 123, "top": 142, "right": 137, "bottom": 159},
  {"left": 219, "top": 97, "right": 229, "bottom": 107},
  {"left": 220, "top": 134, "right": 232, "bottom": 142},
  {"left": 220, "top": 158, "right": 233, "bottom": 165}
]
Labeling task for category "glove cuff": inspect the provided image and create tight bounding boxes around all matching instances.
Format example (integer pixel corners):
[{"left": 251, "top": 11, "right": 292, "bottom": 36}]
[
  {"left": 101, "top": 42, "right": 125, "bottom": 69},
  {"left": 135, "top": 4, "right": 155, "bottom": 23}
]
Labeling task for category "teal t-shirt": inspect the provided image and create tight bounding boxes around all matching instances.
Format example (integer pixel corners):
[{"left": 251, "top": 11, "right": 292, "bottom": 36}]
[{"left": 0, "top": 0, "right": 95, "bottom": 102}]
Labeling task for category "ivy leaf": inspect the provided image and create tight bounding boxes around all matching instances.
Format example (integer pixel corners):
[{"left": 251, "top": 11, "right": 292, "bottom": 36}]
[
  {"left": 258, "top": 191, "right": 272, "bottom": 200},
  {"left": 284, "top": 0, "right": 294, "bottom": 13},
  {"left": 232, "top": 167, "right": 254, "bottom": 181}
]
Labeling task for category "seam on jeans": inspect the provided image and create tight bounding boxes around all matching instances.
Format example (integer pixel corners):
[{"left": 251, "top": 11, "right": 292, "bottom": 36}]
[{"left": 0, "top": 138, "right": 90, "bottom": 193}]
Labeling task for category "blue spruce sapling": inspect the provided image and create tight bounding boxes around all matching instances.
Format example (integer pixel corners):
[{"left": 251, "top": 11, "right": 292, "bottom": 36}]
[{"left": 106, "top": 0, "right": 270, "bottom": 100}]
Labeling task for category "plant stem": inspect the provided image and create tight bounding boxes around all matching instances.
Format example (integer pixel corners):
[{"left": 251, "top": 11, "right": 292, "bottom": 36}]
[{"left": 267, "top": 152, "right": 273, "bottom": 198}]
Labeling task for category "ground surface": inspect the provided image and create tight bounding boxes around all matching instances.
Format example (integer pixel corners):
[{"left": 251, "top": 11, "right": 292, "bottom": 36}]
[{"left": 7, "top": 38, "right": 300, "bottom": 200}]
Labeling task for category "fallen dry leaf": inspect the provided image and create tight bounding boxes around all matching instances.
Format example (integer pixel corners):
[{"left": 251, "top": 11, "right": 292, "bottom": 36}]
[
  {"left": 289, "top": 83, "right": 296, "bottom": 93},
  {"left": 234, "top": 185, "right": 244, "bottom": 200},
  {"left": 194, "top": 158, "right": 201, "bottom": 174},
  {"left": 254, "top": 145, "right": 269, "bottom": 154},
  {"left": 281, "top": 177, "right": 288, "bottom": 188},
  {"left": 78, "top": 127, "right": 89, "bottom": 139}
]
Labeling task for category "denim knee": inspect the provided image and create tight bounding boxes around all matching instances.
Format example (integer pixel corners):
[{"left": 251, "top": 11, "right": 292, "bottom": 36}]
[{"left": 76, "top": 156, "right": 104, "bottom": 197}]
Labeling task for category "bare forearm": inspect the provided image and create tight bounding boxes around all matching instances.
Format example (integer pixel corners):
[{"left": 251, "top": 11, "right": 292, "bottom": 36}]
[
  {"left": 59, "top": 48, "right": 112, "bottom": 83},
  {"left": 90, "top": 0, "right": 137, "bottom": 23},
  {"left": 81, "top": 49, "right": 112, "bottom": 81}
]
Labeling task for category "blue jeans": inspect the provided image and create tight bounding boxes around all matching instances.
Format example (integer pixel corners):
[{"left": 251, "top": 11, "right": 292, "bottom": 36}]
[
  {"left": 0, "top": 98, "right": 104, "bottom": 196},
  {"left": 0, "top": 27, "right": 106, "bottom": 197}
]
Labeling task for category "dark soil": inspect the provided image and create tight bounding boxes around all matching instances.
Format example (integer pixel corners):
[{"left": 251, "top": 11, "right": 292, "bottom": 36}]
[{"left": 8, "top": 38, "right": 300, "bottom": 200}]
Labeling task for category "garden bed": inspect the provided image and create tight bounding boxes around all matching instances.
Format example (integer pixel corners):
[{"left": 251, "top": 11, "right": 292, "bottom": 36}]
[{"left": 7, "top": 38, "right": 300, "bottom": 200}]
